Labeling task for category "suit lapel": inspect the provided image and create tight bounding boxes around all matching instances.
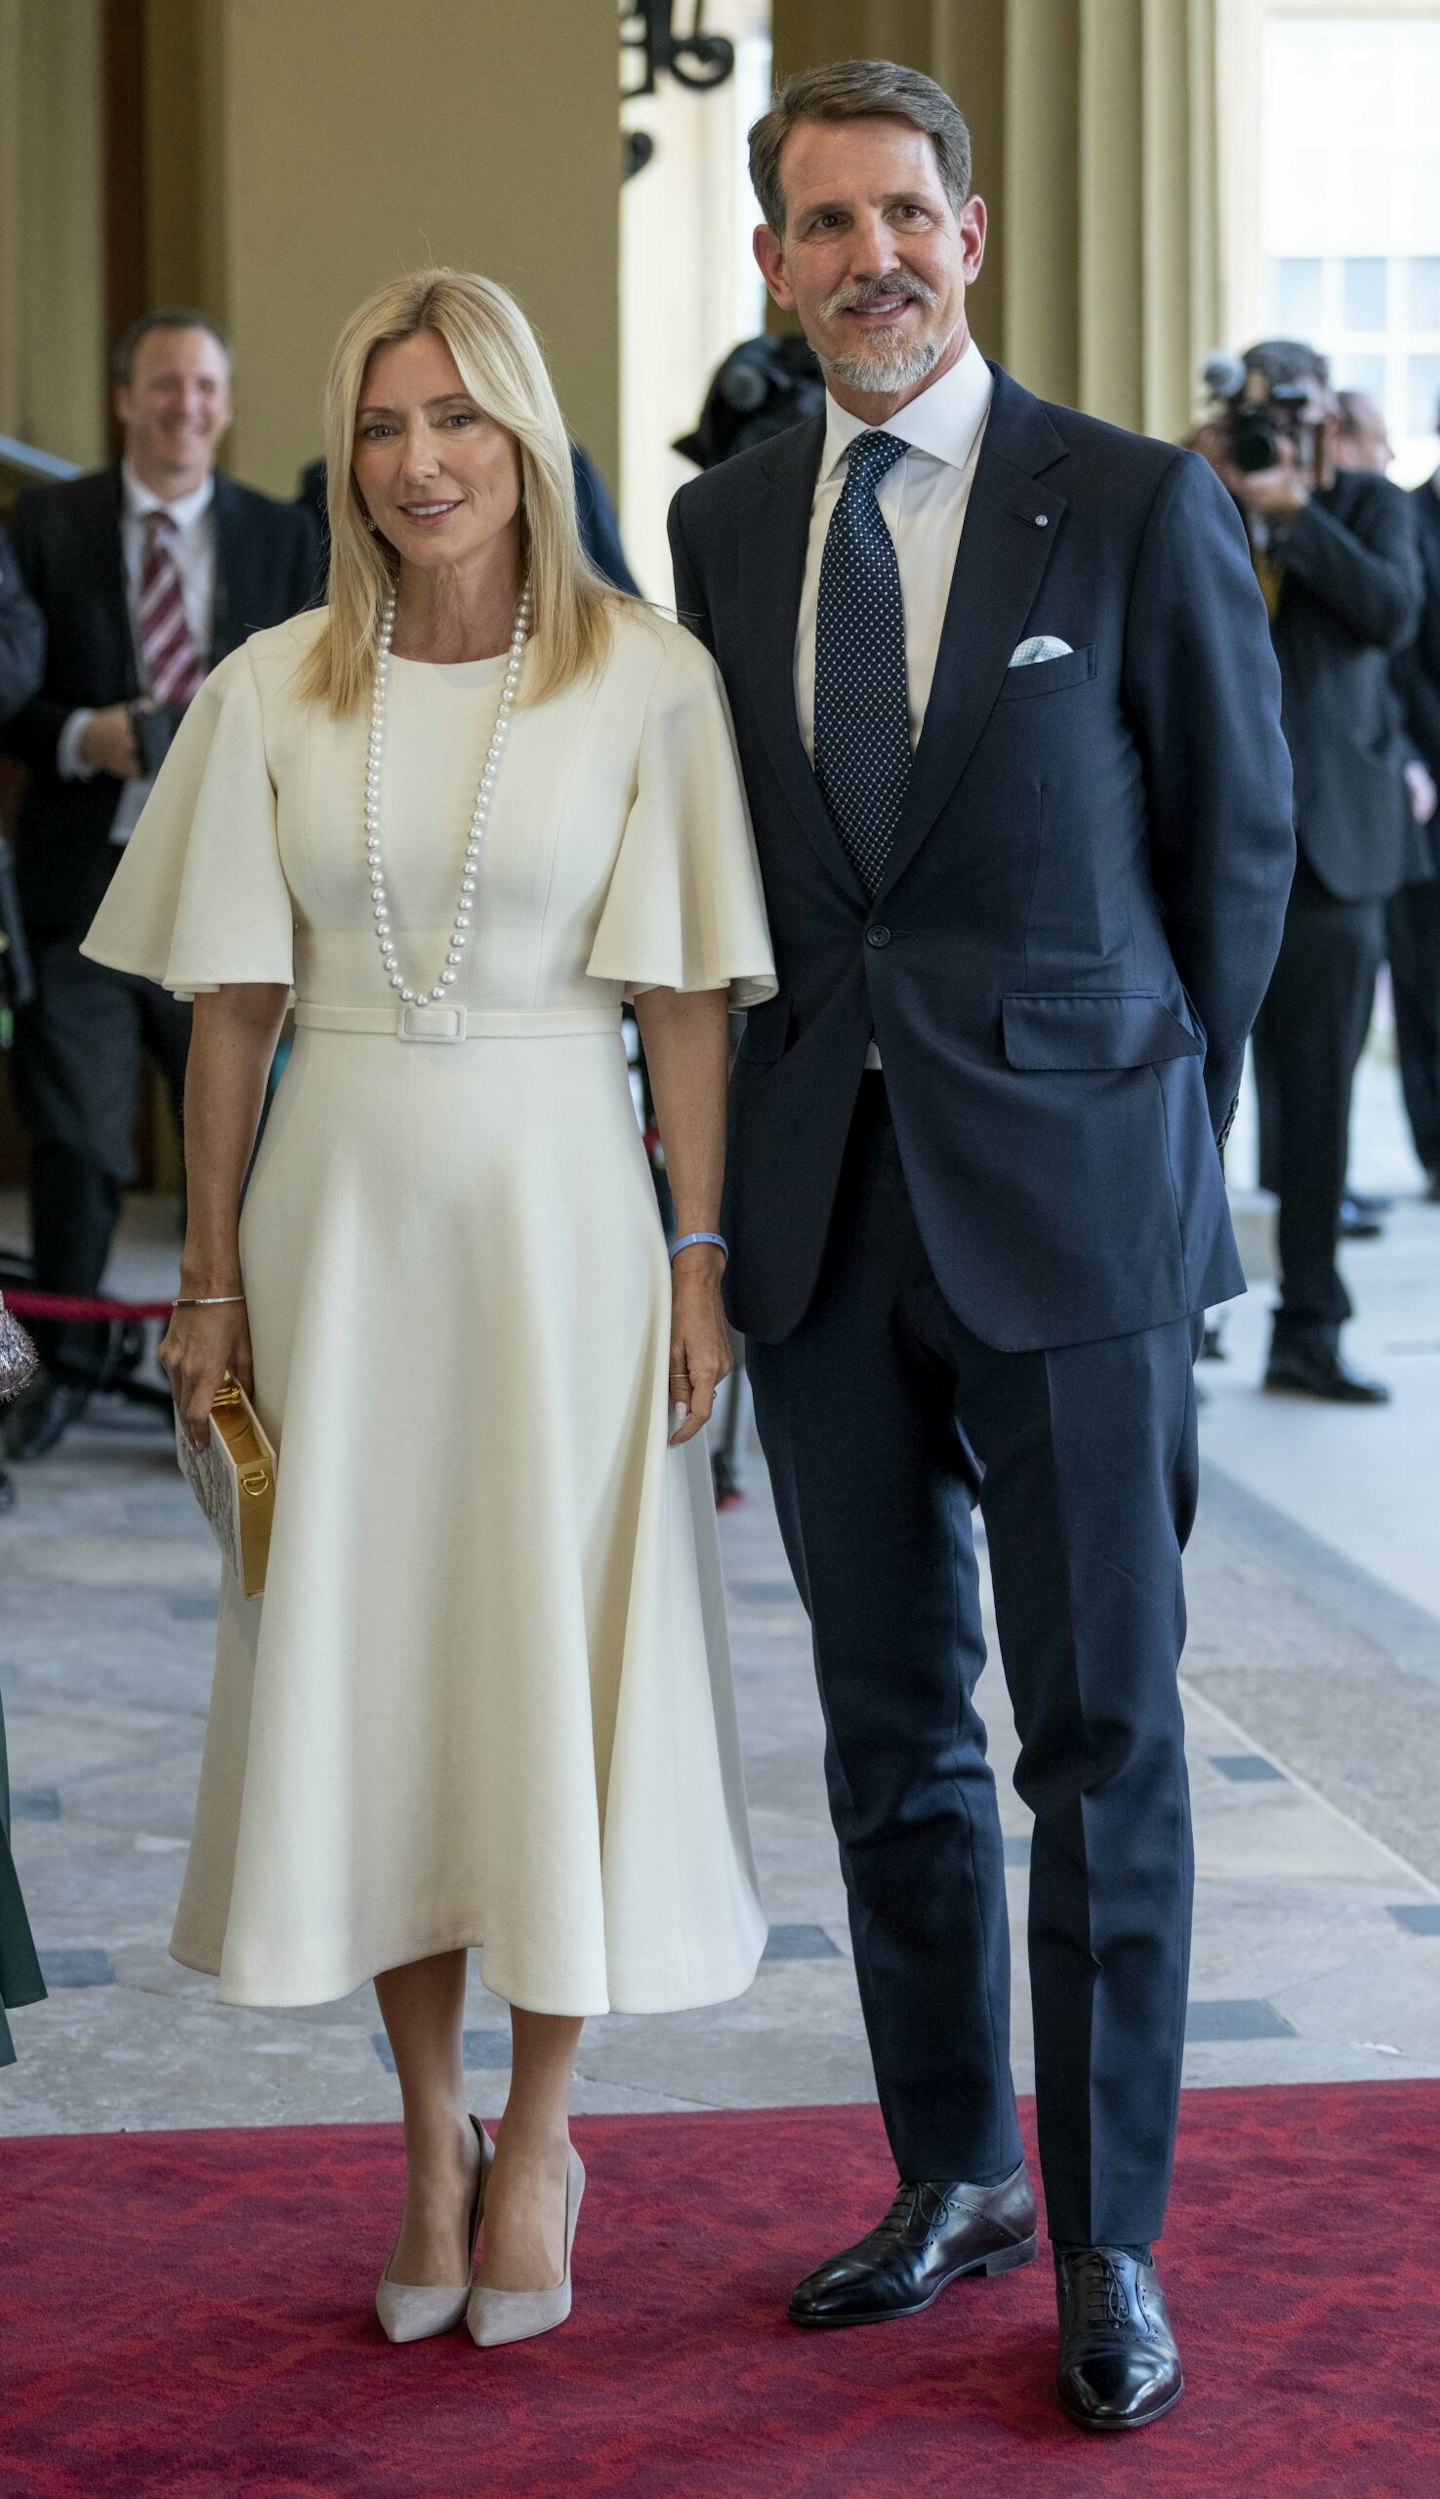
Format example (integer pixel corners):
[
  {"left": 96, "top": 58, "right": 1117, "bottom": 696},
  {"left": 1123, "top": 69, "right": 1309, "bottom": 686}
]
[
  {"left": 94, "top": 469, "right": 139, "bottom": 700},
  {"left": 875, "top": 368, "right": 1069, "bottom": 903},
  {"left": 740, "top": 419, "right": 869, "bottom": 906}
]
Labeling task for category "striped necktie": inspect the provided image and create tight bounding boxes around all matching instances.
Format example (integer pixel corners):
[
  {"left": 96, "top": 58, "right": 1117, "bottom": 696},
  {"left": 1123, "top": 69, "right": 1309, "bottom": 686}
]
[{"left": 138, "top": 508, "right": 207, "bottom": 706}]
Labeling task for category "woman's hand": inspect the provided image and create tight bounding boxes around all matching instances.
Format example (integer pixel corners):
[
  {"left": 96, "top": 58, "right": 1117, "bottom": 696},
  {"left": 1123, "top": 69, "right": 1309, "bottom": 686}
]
[
  {"left": 667, "top": 1248, "right": 732, "bottom": 1447},
  {"left": 632, "top": 985, "right": 733, "bottom": 1449},
  {"left": 158, "top": 1302, "right": 255, "bottom": 1453}
]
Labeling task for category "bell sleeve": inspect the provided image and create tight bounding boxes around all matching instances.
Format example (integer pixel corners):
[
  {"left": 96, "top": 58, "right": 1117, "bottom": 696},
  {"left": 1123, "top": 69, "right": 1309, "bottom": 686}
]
[
  {"left": 81, "top": 642, "right": 295, "bottom": 997},
  {"left": 586, "top": 628, "right": 776, "bottom": 1009}
]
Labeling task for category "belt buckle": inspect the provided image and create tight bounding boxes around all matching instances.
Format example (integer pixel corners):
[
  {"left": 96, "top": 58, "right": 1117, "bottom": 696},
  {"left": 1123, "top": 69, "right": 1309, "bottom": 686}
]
[{"left": 397, "top": 1003, "right": 467, "bottom": 1043}]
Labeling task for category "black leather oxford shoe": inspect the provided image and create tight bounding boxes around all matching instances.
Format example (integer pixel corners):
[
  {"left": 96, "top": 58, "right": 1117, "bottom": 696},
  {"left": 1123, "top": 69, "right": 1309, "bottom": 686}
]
[
  {"left": 1264, "top": 1344, "right": 1391, "bottom": 1403},
  {"left": 787, "top": 2162, "right": 1037, "bottom": 2327},
  {"left": 3, "top": 1375, "right": 91, "bottom": 1461},
  {"left": 1055, "top": 2247, "right": 1183, "bottom": 2431}
]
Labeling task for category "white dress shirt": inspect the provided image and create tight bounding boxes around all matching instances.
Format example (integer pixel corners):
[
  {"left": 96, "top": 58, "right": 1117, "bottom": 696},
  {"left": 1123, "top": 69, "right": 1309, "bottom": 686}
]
[
  {"left": 795, "top": 338, "right": 994, "bottom": 758},
  {"left": 58, "top": 462, "right": 218, "bottom": 844},
  {"left": 794, "top": 339, "right": 993, "bottom": 1064}
]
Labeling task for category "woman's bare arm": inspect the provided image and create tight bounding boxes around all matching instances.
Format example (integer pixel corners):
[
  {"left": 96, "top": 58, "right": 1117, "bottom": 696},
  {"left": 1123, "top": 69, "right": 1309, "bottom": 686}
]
[
  {"left": 633, "top": 986, "right": 732, "bottom": 1447},
  {"left": 160, "top": 983, "right": 289, "bottom": 1448}
]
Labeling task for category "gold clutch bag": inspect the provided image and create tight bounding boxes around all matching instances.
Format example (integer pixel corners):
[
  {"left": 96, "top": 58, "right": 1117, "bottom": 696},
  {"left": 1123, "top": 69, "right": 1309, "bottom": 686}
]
[{"left": 175, "top": 1376, "right": 277, "bottom": 1599}]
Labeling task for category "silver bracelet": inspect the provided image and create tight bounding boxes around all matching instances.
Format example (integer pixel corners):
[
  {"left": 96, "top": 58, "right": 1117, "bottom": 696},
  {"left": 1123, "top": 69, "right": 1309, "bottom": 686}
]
[
  {"left": 669, "top": 1231, "right": 728, "bottom": 1262},
  {"left": 171, "top": 1294, "right": 247, "bottom": 1307}
]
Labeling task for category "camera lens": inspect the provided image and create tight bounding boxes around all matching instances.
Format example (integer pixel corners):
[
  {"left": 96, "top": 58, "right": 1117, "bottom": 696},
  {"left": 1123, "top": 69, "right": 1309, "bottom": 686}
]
[{"left": 1229, "top": 416, "right": 1281, "bottom": 474}]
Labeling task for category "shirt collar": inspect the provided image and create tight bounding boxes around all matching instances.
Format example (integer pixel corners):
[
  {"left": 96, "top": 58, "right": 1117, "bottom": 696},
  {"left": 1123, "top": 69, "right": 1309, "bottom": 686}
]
[
  {"left": 820, "top": 336, "right": 994, "bottom": 483},
  {"left": 122, "top": 461, "right": 216, "bottom": 533}
]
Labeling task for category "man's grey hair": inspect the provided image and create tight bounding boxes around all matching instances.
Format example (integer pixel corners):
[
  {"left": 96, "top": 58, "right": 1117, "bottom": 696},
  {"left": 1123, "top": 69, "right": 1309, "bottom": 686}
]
[
  {"left": 1243, "top": 337, "right": 1330, "bottom": 391},
  {"left": 749, "top": 58, "right": 972, "bottom": 235},
  {"left": 112, "top": 307, "right": 232, "bottom": 386}
]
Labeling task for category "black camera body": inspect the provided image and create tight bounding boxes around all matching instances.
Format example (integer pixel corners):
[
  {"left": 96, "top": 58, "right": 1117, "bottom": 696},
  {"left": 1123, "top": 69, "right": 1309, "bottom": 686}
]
[
  {"left": 128, "top": 700, "right": 189, "bottom": 779},
  {"left": 1201, "top": 354, "right": 1324, "bottom": 479}
]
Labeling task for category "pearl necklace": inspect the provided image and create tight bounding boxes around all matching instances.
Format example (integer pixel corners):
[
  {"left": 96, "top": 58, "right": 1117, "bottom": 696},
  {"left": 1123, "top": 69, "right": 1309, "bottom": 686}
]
[{"left": 365, "top": 580, "right": 532, "bottom": 1005}]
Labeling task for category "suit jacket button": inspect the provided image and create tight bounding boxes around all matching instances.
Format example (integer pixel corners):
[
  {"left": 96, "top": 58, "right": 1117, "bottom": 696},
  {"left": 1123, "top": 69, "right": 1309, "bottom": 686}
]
[{"left": 866, "top": 924, "right": 892, "bottom": 949}]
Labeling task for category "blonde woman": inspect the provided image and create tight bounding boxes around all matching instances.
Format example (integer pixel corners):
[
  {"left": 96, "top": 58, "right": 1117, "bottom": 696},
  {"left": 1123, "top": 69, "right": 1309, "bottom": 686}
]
[{"left": 82, "top": 270, "right": 774, "bottom": 2347}]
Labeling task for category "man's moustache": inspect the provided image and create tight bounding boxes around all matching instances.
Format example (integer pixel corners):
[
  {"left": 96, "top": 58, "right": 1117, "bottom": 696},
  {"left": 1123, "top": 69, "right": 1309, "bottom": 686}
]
[{"left": 821, "top": 277, "right": 940, "bottom": 318}]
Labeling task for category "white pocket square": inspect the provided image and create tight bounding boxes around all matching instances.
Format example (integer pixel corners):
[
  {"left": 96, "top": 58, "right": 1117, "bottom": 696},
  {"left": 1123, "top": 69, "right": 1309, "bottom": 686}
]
[{"left": 1009, "top": 635, "right": 1074, "bottom": 667}]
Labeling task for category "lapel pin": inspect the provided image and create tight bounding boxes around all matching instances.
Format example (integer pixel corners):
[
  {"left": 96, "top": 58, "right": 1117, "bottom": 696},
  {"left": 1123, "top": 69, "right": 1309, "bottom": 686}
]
[{"left": 1035, "top": 514, "right": 1049, "bottom": 527}]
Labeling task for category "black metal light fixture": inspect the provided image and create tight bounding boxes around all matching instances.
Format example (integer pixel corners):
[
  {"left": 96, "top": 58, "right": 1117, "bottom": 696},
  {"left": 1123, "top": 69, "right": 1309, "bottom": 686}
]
[
  {"left": 620, "top": 1, "right": 737, "bottom": 172},
  {"left": 620, "top": 1, "right": 737, "bottom": 100}
]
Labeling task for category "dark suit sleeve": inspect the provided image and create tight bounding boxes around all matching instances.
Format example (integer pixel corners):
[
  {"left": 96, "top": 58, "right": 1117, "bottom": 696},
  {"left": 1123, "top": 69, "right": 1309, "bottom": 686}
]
[
  {"left": 1123, "top": 449, "right": 1295, "bottom": 1143},
  {"left": 570, "top": 446, "right": 639, "bottom": 596},
  {"left": 1276, "top": 478, "right": 1421, "bottom": 651},
  {"left": 0, "top": 525, "right": 45, "bottom": 726},
  {"left": 282, "top": 500, "right": 323, "bottom": 614},
  {"left": 0, "top": 496, "right": 74, "bottom": 767},
  {"left": 667, "top": 487, "right": 715, "bottom": 655},
  {"left": 1395, "top": 638, "right": 1440, "bottom": 783}
]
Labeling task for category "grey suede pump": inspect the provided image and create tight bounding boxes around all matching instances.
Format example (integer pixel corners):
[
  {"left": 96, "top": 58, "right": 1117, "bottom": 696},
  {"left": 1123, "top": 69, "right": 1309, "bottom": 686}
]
[
  {"left": 376, "top": 2116, "right": 494, "bottom": 2344},
  {"left": 466, "top": 2144, "right": 586, "bottom": 2349}
]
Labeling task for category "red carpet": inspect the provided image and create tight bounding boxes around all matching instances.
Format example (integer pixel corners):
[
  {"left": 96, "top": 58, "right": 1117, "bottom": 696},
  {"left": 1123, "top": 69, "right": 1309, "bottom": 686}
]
[{"left": 1, "top": 2085, "right": 1435, "bottom": 2499}]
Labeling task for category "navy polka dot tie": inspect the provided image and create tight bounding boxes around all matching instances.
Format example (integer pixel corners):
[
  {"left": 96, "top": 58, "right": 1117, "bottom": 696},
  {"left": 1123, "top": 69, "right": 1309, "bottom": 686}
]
[{"left": 813, "top": 430, "right": 912, "bottom": 894}]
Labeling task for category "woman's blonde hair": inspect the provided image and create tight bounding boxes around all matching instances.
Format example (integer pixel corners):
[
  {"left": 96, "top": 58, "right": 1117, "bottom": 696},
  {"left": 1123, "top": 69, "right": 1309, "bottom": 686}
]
[{"left": 300, "top": 267, "right": 617, "bottom": 714}]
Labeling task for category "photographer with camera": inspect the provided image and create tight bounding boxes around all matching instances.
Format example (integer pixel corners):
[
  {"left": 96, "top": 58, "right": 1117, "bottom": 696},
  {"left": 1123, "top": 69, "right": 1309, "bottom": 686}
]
[
  {"left": 1, "top": 310, "right": 317, "bottom": 1459},
  {"left": 1197, "top": 341, "right": 1422, "bottom": 1401}
]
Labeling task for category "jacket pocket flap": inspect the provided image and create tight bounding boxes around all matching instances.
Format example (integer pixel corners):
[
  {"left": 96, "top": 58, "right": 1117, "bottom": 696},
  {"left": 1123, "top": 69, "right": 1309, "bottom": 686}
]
[
  {"left": 1001, "top": 992, "right": 1203, "bottom": 1071},
  {"left": 736, "top": 993, "right": 791, "bottom": 1065}
]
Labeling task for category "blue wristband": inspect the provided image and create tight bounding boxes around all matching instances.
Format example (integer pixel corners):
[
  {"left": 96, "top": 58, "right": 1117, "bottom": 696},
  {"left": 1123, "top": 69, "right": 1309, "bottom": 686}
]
[{"left": 670, "top": 1231, "right": 728, "bottom": 1262}]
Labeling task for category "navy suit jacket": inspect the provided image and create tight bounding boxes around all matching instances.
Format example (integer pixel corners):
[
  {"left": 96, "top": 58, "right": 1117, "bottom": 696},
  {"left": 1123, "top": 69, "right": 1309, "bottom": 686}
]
[{"left": 669, "top": 365, "right": 1296, "bottom": 1352}]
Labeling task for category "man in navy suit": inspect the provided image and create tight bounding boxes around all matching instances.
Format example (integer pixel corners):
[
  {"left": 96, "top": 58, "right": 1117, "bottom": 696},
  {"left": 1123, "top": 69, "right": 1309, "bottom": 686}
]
[{"left": 671, "top": 61, "right": 1294, "bottom": 2432}]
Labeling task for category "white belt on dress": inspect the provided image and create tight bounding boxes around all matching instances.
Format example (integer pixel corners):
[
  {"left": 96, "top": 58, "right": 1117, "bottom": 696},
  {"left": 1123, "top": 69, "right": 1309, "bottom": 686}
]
[{"left": 293, "top": 1002, "right": 622, "bottom": 1044}]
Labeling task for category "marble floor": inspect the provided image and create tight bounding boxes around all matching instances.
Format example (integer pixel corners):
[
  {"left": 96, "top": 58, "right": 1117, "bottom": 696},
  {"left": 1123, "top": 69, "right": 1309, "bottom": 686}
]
[{"left": 2, "top": 1040, "right": 1438, "bottom": 2140}]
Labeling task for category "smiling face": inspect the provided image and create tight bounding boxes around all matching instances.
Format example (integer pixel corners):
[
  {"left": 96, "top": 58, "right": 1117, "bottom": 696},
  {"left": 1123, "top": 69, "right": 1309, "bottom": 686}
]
[
  {"left": 114, "top": 325, "right": 232, "bottom": 499},
  {"left": 351, "top": 329, "right": 523, "bottom": 581},
  {"left": 753, "top": 115, "right": 986, "bottom": 416}
]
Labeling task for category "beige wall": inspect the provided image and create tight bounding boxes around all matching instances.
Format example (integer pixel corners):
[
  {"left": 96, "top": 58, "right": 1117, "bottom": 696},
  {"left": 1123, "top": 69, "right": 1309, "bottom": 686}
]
[
  {"left": 1, "top": 0, "right": 621, "bottom": 495},
  {"left": 144, "top": 0, "right": 225, "bottom": 318},
  {"left": 144, "top": 0, "right": 621, "bottom": 499},
  {"left": 0, "top": 0, "right": 105, "bottom": 468},
  {"left": 771, "top": 0, "right": 1221, "bottom": 442}
]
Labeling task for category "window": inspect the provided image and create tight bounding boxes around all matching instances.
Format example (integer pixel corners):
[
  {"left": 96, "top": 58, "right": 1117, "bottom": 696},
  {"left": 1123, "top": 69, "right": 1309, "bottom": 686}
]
[{"left": 1262, "top": 17, "right": 1440, "bottom": 485}]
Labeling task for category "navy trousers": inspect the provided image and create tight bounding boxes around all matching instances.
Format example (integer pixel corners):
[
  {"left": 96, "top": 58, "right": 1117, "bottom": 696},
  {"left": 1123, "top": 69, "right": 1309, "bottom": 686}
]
[{"left": 747, "top": 1078, "right": 1199, "bottom": 2248}]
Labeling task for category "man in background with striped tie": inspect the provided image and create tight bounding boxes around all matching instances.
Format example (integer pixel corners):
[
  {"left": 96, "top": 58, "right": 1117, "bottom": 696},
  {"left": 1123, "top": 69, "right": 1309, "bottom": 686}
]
[{"left": 2, "top": 310, "right": 317, "bottom": 1458}]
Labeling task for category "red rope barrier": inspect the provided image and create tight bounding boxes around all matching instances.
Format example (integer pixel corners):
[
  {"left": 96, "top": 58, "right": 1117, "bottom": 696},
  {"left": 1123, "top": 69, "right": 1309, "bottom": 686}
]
[{"left": 3, "top": 1291, "right": 175, "bottom": 1324}]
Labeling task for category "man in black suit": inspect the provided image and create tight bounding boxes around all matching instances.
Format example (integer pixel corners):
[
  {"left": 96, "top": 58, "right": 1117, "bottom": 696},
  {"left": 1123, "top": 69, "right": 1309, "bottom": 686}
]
[
  {"left": 671, "top": 61, "right": 1293, "bottom": 2433},
  {"left": 3, "top": 309, "right": 317, "bottom": 1456},
  {"left": 1199, "top": 344, "right": 1421, "bottom": 1398},
  {"left": 1390, "top": 403, "right": 1440, "bottom": 1199}
]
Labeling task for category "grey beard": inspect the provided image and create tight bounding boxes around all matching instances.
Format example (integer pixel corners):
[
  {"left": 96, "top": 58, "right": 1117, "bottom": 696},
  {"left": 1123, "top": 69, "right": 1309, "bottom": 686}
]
[
  {"left": 821, "top": 332, "right": 943, "bottom": 394},
  {"left": 820, "top": 319, "right": 970, "bottom": 402}
]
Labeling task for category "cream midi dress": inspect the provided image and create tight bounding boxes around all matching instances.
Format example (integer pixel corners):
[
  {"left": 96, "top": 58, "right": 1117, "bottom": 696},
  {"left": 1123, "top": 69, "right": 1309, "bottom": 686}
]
[{"left": 83, "top": 602, "right": 776, "bottom": 2013}]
